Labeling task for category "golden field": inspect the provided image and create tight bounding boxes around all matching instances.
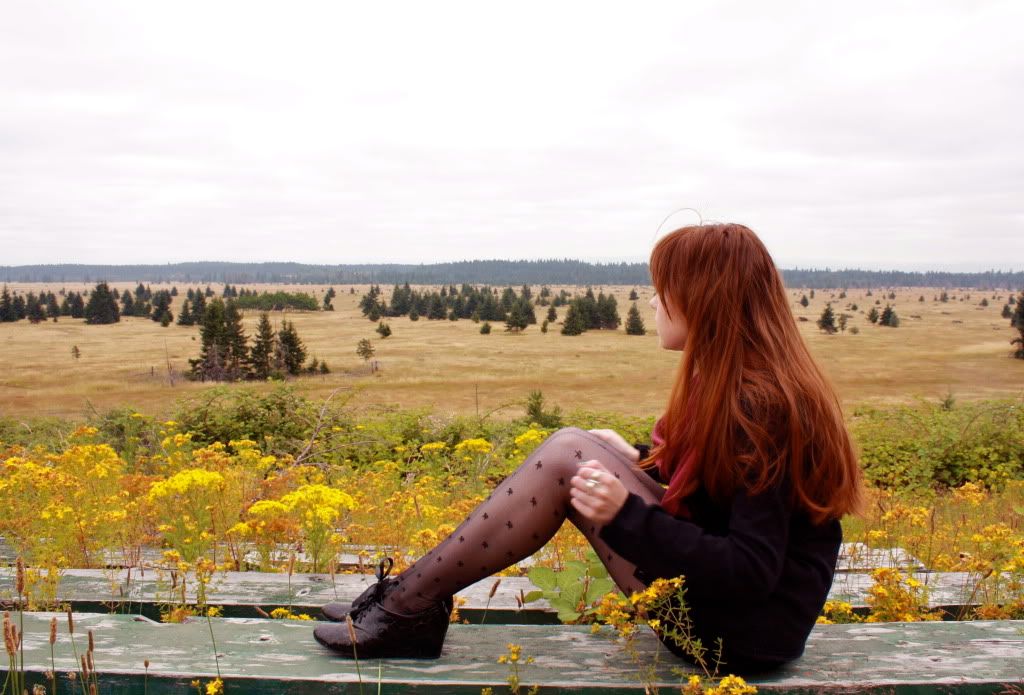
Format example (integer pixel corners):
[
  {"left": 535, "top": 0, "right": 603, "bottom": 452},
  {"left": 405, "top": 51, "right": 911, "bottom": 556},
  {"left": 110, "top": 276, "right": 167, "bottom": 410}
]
[{"left": 0, "top": 283, "right": 1021, "bottom": 420}]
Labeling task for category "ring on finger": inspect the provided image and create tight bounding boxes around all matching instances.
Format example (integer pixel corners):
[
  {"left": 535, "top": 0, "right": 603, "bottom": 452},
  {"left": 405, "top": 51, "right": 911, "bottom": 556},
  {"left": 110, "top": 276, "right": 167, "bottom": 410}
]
[
  {"left": 589, "top": 470, "right": 602, "bottom": 482},
  {"left": 585, "top": 479, "right": 598, "bottom": 489}
]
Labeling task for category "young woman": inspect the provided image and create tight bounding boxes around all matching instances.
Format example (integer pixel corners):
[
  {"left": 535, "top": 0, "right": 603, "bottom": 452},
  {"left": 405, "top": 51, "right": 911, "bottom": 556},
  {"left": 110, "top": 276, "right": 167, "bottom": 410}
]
[{"left": 314, "top": 223, "right": 863, "bottom": 673}]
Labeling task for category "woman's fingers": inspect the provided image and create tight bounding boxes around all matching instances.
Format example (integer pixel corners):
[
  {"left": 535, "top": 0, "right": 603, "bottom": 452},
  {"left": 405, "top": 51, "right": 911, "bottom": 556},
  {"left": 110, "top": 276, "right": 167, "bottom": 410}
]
[{"left": 570, "top": 460, "right": 628, "bottom": 524}]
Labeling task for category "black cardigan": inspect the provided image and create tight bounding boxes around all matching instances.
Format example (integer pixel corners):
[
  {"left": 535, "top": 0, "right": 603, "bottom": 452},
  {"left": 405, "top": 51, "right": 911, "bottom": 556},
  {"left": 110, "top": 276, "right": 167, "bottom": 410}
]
[{"left": 599, "top": 467, "right": 841, "bottom": 665}]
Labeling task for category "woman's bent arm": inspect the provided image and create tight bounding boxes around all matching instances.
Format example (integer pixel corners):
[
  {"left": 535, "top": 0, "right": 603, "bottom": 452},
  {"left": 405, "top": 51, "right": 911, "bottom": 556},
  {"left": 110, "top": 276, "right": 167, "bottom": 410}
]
[{"left": 598, "top": 483, "right": 790, "bottom": 602}]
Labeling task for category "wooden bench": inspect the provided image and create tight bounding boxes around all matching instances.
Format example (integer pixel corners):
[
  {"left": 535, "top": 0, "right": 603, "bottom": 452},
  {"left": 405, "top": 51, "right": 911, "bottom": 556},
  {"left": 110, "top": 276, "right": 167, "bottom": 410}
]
[
  {"left": 0, "top": 568, "right": 1002, "bottom": 623},
  {"left": 4, "top": 612, "right": 1023, "bottom": 693}
]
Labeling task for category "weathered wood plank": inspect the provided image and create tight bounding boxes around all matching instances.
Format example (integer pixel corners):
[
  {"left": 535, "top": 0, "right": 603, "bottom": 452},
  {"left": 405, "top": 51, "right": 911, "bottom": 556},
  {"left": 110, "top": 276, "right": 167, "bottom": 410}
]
[
  {"left": 0, "top": 568, "right": 1001, "bottom": 623},
  {"left": 3, "top": 613, "right": 1022, "bottom": 693},
  {"left": 0, "top": 537, "right": 922, "bottom": 571}
]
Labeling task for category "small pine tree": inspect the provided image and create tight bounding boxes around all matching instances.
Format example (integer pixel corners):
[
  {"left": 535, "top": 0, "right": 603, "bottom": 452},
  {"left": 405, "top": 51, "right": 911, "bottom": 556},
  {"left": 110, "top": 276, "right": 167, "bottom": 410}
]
[
  {"left": 84, "top": 282, "right": 121, "bottom": 324},
  {"left": 629, "top": 289, "right": 639, "bottom": 301},
  {"left": 249, "top": 312, "right": 276, "bottom": 379},
  {"left": 625, "top": 303, "right": 646, "bottom": 335},
  {"left": 276, "top": 320, "right": 307, "bottom": 375},
  {"left": 980, "top": 298, "right": 989, "bottom": 307},
  {"left": 838, "top": 314, "right": 849, "bottom": 333},
  {"left": 505, "top": 301, "right": 528, "bottom": 332},
  {"left": 799, "top": 294, "right": 809, "bottom": 308},
  {"left": 357, "top": 338, "right": 375, "bottom": 364},
  {"left": 541, "top": 320, "right": 548, "bottom": 333},
  {"left": 1011, "top": 290, "right": 1024, "bottom": 359},
  {"left": 880, "top": 304, "right": 899, "bottom": 327},
  {"left": 479, "top": 322, "right": 492, "bottom": 335},
  {"left": 817, "top": 304, "right": 836, "bottom": 334},
  {"left": 319, "top": 360, "right": 330, "bottom": 374},
  {"left": 561, "top": 302, "right": 587, "bottom": 335},
  {"left": 409, "top": 309, "right": 419, "bottom": 321},
  {"left": 546, "top": 306, "right": 557, "bottom": 322},
  {"left": 867, "top": 306, "right": 880, "bottom": 324},
  {"left": 71, "top": 345, "right": 80, "bottom": 359},
  {"left": 809, "top": 289, "right": 815, "bottom": 299},
  {"left": 940, "top": 291, "right": 949, "bottom": 303},
  {"left": 1003, "top": 304, "right": 1013, "bottom": 319},
  {"left": 376, "top": 321, "right": 392, "bottom": 338}
]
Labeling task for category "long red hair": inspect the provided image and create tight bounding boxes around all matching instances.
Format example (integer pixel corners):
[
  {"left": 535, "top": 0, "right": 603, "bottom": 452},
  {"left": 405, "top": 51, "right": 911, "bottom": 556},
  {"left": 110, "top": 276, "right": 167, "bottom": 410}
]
[{"left": 647, "top": 224, "right": 862, "bottom": 523}]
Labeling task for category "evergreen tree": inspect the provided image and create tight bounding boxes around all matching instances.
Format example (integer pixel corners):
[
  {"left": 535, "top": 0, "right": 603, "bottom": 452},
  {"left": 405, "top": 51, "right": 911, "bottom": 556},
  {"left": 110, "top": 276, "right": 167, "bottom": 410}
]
[
  {"left": 427, "top": 294, "right": 446, "bottom": 320},
  {"left": 27, "top": 294, "right": 46, "bottom": 323},
  {"left": 191, "top": 299, "right": 227, "bottom": 380},
  {"left": 319, "top": 361, "right": 330, "bottom": 375},
  {"left": 817, "top": 304, "right": 837, "bottom": 333},
  {"left": 376, "top": 321, "right": 392, "bottom": 338},
  {"left": 629, "top": 289, "right": 639, "bottom": 301},
  {"left": 546, "top": 305, "right": 557, "bottom": 323},
  {"left": 541, "top": 320, "right": 548, "bottom": 333},
  {"left": 867, "top": 306, "right": 879, "bottom": 324},
  {"left": 121, "top": 290, "right": 135, "bottom": 316},
  {"left": 0, "top": 286, "right": 16, "bottom": 322},
  {"left": 59, "top": 296, "right": 72, "bottom": 316},
  {"left": 799, "top": 294, "right": 809, "bottom": 307},
  {"left": 69, "top": 292, "right": 85, "bottom": 319},
  {"left": 625, "top": 303, "right": 646, "bottom": 335},
  {"left": 356, "top": 338, "right": 375, "bottom": 363},
  {"left": 12, "top": 295, "right": 25, "bottom": 320},
  {"left": 1011, "top": 290, "right": 1024, "bottom": 359},
  {"left": 409, "top": 309, "right": 419, "bottom": 321},
  {"left": 249, "top": 312, "right": 276, "bottom": 379},
  {"left": 151, "top": 290, "right": 174, "bottom": 324},
  {"left": 191, "top": 292, "right": 207, "bottom": 323},
  {"left": 46, "top": 293, "right": 61, "bottom": 319},
  {"left": 222, "top": 300, "right": 248, "bottom": 377},
  {"left": 880, "top": 304, "right": 899, "bottom": 327},
  {"left": 276, "top": 320, "right": 306, "bottom": 375},
  {"left": 84, "top": 282, "right": 121, "bottom": 324},
  {"left": 597, "top": 293, "right": 621, "bottom": 329},
  {"left": 177, "top": 300, "right": 194, "bottom": 326},
  {"left": 505, "top": 301, "right": 529, "bottom": 332},
  {"left": 1002, "top": 304, "right": 1013, "bottom": 319},
  {"left": 479, "top": 322, "right": 492, "bottom": 334},
  {"left": 561, "top": 302, "right": 587, "bottom": 335}
]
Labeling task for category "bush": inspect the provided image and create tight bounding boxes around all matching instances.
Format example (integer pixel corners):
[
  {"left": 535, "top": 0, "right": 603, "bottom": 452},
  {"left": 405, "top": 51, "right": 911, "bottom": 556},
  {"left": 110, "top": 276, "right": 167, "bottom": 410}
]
[
  {"left": 852, "top": 400, "right": 1024, "bottom": 490},
  {"left": 480, "top": 322, "right": 492, "bottom": 334},
  {"left": 173, "top": 385, "right": 329, "bottom": 453}
]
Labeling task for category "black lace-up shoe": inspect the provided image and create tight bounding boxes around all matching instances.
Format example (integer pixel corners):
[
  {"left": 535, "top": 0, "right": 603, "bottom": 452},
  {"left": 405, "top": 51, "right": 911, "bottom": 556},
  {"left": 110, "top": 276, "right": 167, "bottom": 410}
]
[
  {"left": 321, "top": 558, "right": 453, "bottom": 622},
  {"left": 321, "top": 559, "right": 398, "bottom": 622},
  {"left": 313, "top": 558, "right": 453, "bottom": 659}
]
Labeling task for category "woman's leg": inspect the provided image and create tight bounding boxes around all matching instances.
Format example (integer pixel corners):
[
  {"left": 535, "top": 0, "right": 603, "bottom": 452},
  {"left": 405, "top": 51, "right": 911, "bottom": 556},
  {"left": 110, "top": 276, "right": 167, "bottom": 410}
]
[{"left": 384, "top": 427, "right": 664, "bottom": 615}]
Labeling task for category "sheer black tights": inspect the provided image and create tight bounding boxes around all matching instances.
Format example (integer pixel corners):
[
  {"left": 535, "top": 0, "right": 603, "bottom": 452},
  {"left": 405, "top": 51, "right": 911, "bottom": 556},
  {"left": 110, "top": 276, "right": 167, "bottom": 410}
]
[{"left": 385, "top": 427, "right": 665, "bottom": 614}]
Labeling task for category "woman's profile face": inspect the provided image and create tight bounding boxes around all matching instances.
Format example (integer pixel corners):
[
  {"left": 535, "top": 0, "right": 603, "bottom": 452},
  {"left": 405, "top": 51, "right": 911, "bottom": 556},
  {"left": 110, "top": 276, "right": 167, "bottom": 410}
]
[{"left": 650, "top": 293, "right": 688, "bottom": 351}]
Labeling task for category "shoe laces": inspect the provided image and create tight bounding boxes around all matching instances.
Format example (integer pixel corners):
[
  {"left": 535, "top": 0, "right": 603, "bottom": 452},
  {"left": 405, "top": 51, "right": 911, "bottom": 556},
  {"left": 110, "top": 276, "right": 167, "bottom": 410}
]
[{"left": 351, "top": 557, "right": 394, "bottom": 624}]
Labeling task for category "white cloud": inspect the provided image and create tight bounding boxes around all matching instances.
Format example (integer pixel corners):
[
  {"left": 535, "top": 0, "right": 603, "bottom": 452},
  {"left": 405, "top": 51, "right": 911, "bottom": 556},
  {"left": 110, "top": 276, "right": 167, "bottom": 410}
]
[{"left": 0, "top": 0, "right": 1021, "bottom": 269}]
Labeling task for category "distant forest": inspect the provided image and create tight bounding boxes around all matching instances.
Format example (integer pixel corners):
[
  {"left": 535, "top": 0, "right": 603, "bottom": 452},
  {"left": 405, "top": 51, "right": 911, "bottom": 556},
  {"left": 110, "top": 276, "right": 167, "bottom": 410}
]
[{"left": 1, "top": 261, "right": 1021, "bottom": 289}]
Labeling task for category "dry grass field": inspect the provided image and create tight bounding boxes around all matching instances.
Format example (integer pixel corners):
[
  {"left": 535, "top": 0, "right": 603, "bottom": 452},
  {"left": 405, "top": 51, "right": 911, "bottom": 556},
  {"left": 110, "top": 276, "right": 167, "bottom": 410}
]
[{"left": 1, "top": 282, "right": 1022, "bottom": 421}]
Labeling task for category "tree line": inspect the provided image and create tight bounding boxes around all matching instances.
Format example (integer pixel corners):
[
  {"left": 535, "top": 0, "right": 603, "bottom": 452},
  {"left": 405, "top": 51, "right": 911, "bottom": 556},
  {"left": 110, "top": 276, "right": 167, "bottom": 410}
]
[{"left": 6, "top": 262, "right": 1022, "bottom": 289}]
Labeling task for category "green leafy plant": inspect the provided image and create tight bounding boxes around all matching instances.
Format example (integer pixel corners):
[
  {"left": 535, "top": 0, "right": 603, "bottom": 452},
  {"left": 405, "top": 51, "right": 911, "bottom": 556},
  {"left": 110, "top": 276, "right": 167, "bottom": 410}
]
[{"left": 523, "top": 550, "right": 615, "bottom": 623}]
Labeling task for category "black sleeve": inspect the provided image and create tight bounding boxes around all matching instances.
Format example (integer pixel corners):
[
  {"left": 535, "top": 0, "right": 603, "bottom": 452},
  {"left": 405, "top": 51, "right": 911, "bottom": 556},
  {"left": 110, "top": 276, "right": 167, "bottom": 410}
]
[{"left": 598, "top": 483, "right": 790, "bottom": 602}]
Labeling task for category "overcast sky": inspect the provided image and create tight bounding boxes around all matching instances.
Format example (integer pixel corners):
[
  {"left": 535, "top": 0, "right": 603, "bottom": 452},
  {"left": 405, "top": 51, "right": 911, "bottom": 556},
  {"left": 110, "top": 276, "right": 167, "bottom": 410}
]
[{"left": 2, "top": 1, "right": 1021, "bottom": 270}]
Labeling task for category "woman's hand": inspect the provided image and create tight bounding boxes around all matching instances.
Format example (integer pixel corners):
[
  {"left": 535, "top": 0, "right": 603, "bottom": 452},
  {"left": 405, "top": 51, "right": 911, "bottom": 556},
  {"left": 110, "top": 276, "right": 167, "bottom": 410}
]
[
  {"left": 588, "top": 429, "right": 640, "bottom": 463},
  {"left": 570, "top": 460, "right": 629, "bottom": 526}
]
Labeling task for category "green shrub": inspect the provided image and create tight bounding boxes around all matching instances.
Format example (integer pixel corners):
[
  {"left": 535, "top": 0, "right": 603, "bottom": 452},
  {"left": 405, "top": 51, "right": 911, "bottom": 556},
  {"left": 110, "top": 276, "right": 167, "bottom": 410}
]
[{"left": 852, "top": 400, "right": 1024, "bottom": 490}]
